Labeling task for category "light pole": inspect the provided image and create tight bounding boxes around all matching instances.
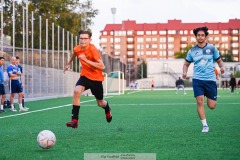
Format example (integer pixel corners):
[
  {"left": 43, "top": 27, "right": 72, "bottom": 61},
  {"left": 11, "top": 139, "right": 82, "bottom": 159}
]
[
  {"left": 12, "top": 0, "right": 17, "bottom": 56},
  {"left": 111, "top": 8, "right": 116, "bottom": 24},
  {"left": 0, "top": 0, "right": 5, "bottom": 56}
]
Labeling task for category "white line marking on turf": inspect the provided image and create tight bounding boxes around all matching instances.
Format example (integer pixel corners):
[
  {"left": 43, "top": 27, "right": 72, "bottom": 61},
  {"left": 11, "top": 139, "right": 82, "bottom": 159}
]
[
  {"left": 0, "top": 96, "right": 113, "bottom": 119},
  {"left": 127, "top": 90, "right": 142, "bottom": 95}
]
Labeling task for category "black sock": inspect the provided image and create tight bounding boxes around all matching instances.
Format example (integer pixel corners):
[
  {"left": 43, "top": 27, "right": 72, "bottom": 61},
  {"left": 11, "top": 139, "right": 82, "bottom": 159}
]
[
  {"left": 22, "top": 96, "right": 24, "bottom": 107},
  {"left": 72, "top": 105, "right": 80, "bottom": 120},
  {"left": 104, "top": 101, "right": 110, "bottom": 113}
]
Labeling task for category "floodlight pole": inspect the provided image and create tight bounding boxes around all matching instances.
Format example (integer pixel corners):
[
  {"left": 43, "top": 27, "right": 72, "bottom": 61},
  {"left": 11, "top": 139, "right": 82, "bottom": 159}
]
[{"left": 1, "top": 0, "right": 4, "bottom": 55}]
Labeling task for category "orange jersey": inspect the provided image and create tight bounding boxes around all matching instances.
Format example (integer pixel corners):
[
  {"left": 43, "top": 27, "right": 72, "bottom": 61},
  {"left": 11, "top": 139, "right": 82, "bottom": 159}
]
[{"left": 74, "top": 44, "right": 104, "bottom": 81}]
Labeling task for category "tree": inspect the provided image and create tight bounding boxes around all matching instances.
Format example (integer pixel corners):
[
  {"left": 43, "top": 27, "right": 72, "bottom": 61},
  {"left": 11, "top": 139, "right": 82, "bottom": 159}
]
[
  {"left": 2, "top": 0, "right": 98, "bottom": 48},
  {"left": 174, "top": 45, "right": 191, "bottom": 58},
  {"left": 136, "top": 60, "right": 147, "bottom": 79},
  {"left": 220, "top": 52, "right": 235, "bottom": 62}
]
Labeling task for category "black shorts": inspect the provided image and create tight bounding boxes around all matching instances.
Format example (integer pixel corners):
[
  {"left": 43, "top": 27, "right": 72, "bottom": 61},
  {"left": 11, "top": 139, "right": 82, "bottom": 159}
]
[
  {"left": 76, "top": 76, "right": 104, "bottom": 100},
  {"left": 0, "top": 84, "right": 5, "bottom": 95}
]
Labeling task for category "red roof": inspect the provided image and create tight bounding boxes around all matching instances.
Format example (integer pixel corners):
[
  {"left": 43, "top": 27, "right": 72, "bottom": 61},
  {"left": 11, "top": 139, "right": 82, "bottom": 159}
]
[{"left": 102, "top": 18, "right": 240, "bottom": 32}]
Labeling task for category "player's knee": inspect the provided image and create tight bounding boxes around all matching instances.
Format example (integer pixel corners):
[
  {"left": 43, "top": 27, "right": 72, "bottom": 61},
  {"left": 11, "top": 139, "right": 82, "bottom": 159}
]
[
  {"left": 73, "top": 89, "right": 81, "bottom": 96},
  {"left": 208, "top": 104, "right": 216, "bottom": 110},
  {"left": 97, "top": 100, "right": 105, "bottom": 108}
]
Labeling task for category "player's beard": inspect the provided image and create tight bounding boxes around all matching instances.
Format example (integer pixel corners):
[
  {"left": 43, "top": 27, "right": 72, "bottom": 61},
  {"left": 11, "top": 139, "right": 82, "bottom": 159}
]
[{"left": 197, "top": 38, "right": 206, "bottom": 45}]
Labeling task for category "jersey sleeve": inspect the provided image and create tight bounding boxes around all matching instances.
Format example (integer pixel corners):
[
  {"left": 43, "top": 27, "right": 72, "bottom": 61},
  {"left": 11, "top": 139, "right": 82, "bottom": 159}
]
[
  {"left": 213, "top": 46, "right": 220, "bottom": 60},
  {"left": 185, "top": 50, "right": 193, "bottom": 63},
  {"left": 91, "top": 45, "right": 102, "bottom": 61}
]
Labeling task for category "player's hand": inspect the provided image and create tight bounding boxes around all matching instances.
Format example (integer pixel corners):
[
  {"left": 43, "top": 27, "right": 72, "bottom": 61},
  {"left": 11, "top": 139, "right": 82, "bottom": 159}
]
[
  {"left": 182, "top": 73, "right": 187, "bottom": 79},
  {"left": 78, "top": 54, "right": 87, "bottom": 61},
  {"left": 220, "top": 67, "right": 225, "bottom": 74},
  {"left": 63, "top": 64, "right": 70, "bottom": 74}
]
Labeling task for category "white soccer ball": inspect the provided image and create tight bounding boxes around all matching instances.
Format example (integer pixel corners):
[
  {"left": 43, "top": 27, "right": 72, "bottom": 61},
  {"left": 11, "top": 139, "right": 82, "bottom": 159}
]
[{"left": 37, "top": 130, "right": 56, "bottom": 149}]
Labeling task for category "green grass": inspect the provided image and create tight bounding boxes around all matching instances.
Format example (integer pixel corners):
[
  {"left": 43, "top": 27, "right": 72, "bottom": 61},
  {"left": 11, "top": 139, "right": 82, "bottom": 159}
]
[{"left": 0, "top": 90, "right": 240, "bottom": 160}]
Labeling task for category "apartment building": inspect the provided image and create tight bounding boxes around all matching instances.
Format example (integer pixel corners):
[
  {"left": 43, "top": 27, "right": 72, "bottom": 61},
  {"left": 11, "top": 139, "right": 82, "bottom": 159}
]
[{"left": 99, "top": 19, "right": 240, "bottom": 79}]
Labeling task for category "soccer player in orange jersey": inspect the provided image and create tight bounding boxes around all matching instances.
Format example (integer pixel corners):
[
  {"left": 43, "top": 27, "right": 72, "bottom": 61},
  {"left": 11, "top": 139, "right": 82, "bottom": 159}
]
[{"left": 63, "top": 30, "right": 112, "bottom": 128}]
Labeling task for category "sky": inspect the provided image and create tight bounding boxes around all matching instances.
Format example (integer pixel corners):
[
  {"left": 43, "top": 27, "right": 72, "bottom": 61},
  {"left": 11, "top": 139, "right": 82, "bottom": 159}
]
[{"left": 90, "top": 0, "right": 240, "bottom": 48}]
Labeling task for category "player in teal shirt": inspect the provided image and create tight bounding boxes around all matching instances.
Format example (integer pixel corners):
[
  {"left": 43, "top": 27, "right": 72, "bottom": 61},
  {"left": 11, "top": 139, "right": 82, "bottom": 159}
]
[{"left": 183, "top": 27, "right": 225, "bottom": 133}]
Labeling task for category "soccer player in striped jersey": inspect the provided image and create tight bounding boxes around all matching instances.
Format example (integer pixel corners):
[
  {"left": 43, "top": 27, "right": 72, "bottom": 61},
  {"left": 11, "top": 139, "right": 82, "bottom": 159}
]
[
  {"left": 183, "top": 27, "right": 225, "bottom": 133},
  {"left": 64, "top": 30, "right": 112, "bottom": 128}
]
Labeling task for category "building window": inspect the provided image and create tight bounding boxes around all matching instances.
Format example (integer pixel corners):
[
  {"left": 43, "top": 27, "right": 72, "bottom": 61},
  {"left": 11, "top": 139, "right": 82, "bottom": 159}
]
[
  {"left": 159, "top": 30, "right": 166, "bottom": 35},
  {"left": 100, "top": 38, "right": 107, "bottom": 43},
  {"left": 127, "top": 44, "right": 134, "bottom": 48},
  {"left": 221, "top": 43, "right": 228, "bottom": 49},
  {"left": 159, "top": 44, "right": 166, "bottom": 49},
  {"left": 168, "top": 51, "right": 174, "bottom": 56},
  {"left": 152, "top": 38, "right": 157, "bottom": 41},
  {"left": 146, "top": 38, "right": 151, "bottom": 42},
  {"left": 146, "top": 31, "right": 151, "bottom": 35},
  {"left": 232, "top": 37, "right": 239, "bottom": 41},
  {"left": 181, "top": 44, "right": 187, "bottom": 48},
  {"left": 119, "top": 31, "right": 126, "bottom": 36},
  {"left": 137, "top": 44, "right": 144, "bottom": 49},
  {"left": 137, "top": 51, "right": 144, "bottom": 56},
  {"left": 114, "top": 44, "right": 120, "bottom": 49},
  {"left": 146, "top": 44, "right": 151, "bottom": 48},
  {"left": 160, "top": 51, "right": 166, "bottom": 56},
  {"left": 233, "top": 57, "right": 239, "bottom": 61},
  {"left": 160, "top": 37, "right": 166, "bottom": 42},
  {"left": 146, "top": 51, "right": 151, "bottom": 55},
  {"left": 232, "top": 30, "right": 239, "bottom": 34},
  {"left": 127, "top": 37, "right": 133, "bottom": 42},
  {"left": 208, "top": 30, "right": 213, "bottom": 34},
  {"left": 114, "top": 38, "right": 121, "bottom": 43},
  {"left": 232, "top": 43, "right": 239, "bottom": 47},
  {"left": 179, "top": 30, "right": 183, "bottom": 34},
  {"left": 191, "top": 37, "right": 196, "bottom": 42},
  {"left": 152, "top": 31, "right": 158, "bottom": 35},
  {"left": 137, "top": 31, "right": 144, "bottom": 35},
  {"left": 127, "top": 58, "right": 133, "bottom": 62},
  {"left": 152, "top": 51, "right": 157, "bottom": 55},
  {"left": 127, "top": 51, "right": 133, "bottom": 55},
  {"left": 181, "top": 37, "right": 187, "bottom": 41},
  {"left": 232, "top": 50, "right": 239, "bottom": 55},
  {"left": 152, "top": 44, "right": 158, "bottom": 48},
  {"left": 127, "top": 30, "right": 133, "bottom": 35},
  {"left": 213, "top": 30, "right": 219, "bottom": 34},
  {"left": 214, "top": 37, "right": 219, "bottom": 41},
  {"left": 102, "top": 31, "right": 107, "bottom": 35},
  {"left": 168, "top": 30, "right": 176, "bottom": 34},
  {"left": 222, "top": 37, "right": 228, "bottom": 42},
  {"left": 222, "top": 30, "right": 228, "bottom": 34},
  {"left": 168, "top": 44, "right": 174, "bottom": 49},
  {"left": 137, "top": 38, "right": 144, "bottom": 42},
  {"left": 208, "top": 37, "right": 213, "bottom": 41},
  {"left": 114, "top": 52, "right": 120, "bottom": 56},
  {"left": 184, "top": 30, "right": 188, "bottom": 34},
  {"left": 168, "top": 37, "right": 174, "bottom": 42}
]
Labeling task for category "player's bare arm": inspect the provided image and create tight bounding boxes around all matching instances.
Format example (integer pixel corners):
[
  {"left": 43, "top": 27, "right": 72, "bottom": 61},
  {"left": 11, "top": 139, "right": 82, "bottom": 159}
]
[
  {"left": 78, "top": 54, "right": 105, "bottom": 70},
  {"left": 64, "top": 53, "right": 76, "bottom": 74},
  {"left": 216, "top": 58, "right": 225, "bottom": 74},
  {"left": 182, "top": 61, "right": 190, "bottom": 79}
]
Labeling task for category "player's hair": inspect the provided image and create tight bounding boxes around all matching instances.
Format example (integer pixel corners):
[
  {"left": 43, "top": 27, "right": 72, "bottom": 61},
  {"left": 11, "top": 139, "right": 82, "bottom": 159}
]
[
  {"left": 0, "top": 56, "right": 5, "bottom": 60},
  {"left": 16, "top": 56, "right": 20, "bottom": 60},
  {"left": 78, "top": 30, "right": 92, "bottom": 38},
  {"left": 193, "top": 26, "right": 209, "bottom": 37}
]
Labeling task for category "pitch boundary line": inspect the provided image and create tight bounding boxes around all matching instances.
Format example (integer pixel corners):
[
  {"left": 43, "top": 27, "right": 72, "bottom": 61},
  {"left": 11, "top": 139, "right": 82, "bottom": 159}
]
[{"left": 0, "top": 96, "right": 113, "bottom": 119}]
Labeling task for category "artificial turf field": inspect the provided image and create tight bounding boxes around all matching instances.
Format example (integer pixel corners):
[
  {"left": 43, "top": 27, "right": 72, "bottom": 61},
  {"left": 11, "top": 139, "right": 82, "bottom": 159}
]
[{"left": 0, "top": 89, "right": 239, "bottom": 160}]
